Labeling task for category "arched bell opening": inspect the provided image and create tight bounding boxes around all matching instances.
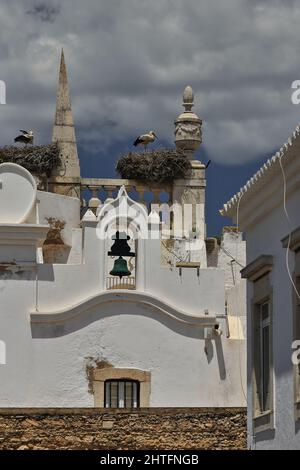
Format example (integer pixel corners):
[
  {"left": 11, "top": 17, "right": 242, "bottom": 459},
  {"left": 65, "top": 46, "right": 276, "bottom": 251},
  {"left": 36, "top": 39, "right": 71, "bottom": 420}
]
[
  {"left": 106, "top": 220, "right": 139, "bottom": 291},
  {"left": 97, "top": 186, "right": 148, "bottom": 291}
]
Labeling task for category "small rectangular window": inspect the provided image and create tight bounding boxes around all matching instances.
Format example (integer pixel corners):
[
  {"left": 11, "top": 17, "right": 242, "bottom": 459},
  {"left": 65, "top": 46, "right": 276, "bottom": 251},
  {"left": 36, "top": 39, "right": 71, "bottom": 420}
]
[
  {"left": 254, "top": 299, "right": 272, "bottom": 417},
  {"left": 104, "top": 380, "right": 140, "bottom": 408},
  {"left": 251, "top": 270, "right": 274, "bottom": 432}
]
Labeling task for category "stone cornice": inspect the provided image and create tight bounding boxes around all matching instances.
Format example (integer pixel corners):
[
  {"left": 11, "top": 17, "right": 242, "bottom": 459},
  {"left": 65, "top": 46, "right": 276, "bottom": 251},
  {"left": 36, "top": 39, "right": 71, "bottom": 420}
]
[
  {"left": 241, "top": 255, "right": 273, "bottom": 282},
  {"left": 0, "top": 224, "right": 49, "bottom": 245},
  {"left": 30, "top": 290, "right": 218, "bottom": 327},
  {"left": 282, "top": 225, "right": 300, "bottom": 252}
]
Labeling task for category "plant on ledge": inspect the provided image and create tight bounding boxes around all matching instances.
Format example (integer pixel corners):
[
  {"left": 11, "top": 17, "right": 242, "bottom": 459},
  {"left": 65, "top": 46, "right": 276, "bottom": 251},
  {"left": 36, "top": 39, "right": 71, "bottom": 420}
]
[{"left": 115, "top": 149, "right": 191, "bottom": 183}]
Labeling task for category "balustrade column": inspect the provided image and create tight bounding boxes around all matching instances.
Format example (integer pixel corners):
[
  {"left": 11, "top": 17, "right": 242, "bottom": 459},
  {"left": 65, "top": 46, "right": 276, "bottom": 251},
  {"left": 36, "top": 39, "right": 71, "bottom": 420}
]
[
  {"left": 88, "top": 186, "right": 101, "bottom": 213},
  {"left": 104, "top": 185, "right": 116, "bottom": 203}
]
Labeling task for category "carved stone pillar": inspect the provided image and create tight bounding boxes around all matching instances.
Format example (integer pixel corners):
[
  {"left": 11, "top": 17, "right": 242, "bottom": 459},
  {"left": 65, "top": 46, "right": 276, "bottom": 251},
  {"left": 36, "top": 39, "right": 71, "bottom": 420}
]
[
  {"left": 173, "top": 86, "right": 207, "bottom": 266},
  {"left": 175, "top": 85, "right": 202, "bottom": 161}
]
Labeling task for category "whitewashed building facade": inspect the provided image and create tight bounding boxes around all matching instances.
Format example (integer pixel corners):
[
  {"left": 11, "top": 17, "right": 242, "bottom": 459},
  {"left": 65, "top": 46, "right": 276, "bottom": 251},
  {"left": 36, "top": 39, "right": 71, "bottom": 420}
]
[
  {"left": 0, "top": 52, "right": 246, "bottom": 409},
  {"left": 222, "top": 127, "right": 300, "bottom": 449}
]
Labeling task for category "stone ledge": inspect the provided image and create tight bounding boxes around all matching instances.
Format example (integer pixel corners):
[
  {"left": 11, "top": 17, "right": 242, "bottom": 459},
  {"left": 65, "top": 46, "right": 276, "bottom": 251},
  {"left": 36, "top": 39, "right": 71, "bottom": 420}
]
[
  {"left": 0, "top": 407, "right": 246, "bottom": 415},
  {"left": 282, "top": 225, "right": 300, "bottom": 252},
  {"left": 241, "top": 255, "right": 273, "bottom": 282}
]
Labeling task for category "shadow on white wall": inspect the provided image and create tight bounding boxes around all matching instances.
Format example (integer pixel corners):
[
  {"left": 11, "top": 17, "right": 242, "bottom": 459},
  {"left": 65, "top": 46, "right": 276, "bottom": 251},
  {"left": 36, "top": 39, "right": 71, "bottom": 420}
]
[{"left": 0, "top": 340, "right": 6, "bottom": 365}]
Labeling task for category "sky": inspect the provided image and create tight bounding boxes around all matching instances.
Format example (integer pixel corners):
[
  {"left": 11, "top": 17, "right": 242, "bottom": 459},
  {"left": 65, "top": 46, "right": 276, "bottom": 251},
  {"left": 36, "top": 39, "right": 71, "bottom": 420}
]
[{"left": 0, "top": 0, "right": 300, "bottom": 235}]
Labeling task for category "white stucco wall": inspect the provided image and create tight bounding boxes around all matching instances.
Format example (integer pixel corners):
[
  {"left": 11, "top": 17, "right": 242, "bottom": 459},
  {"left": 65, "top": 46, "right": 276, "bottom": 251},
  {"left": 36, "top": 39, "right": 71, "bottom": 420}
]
[
  {"left": 0, "top": 171, "right": 247, "bottom": 410},
  {"left": 244, "top": 187, "right": 300, "bottom": 450},
  {"left": 218, "top": 231, "right": 246, "bottom": 290},
  {"left": 0, "top": 205, "right": 246, "bottom": 409},
  {"left": 37, "top": 191, "right": 82, "bottom": 264},
  {"left": 0, "top": 268, "right": 246, "bottom": 407}
]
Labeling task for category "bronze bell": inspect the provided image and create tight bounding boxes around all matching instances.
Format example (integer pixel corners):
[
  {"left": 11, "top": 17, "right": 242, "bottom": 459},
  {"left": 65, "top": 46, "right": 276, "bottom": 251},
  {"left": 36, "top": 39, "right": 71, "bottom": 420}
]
[
  {"left": 108, "top": 231, "right": 135, "bottom": 257},
  {"left": 110, "top": 256, "right": 131, "bottom": 279}
]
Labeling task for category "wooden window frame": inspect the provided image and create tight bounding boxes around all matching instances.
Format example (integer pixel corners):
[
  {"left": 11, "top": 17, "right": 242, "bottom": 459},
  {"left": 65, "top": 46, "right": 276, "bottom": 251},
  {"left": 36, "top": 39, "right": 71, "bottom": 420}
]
[
  {"left": 252, "top": 286, "right": 274, "bottom": 434},
  {"left": 242, "top": 255, "right": 274, "bottom": 435},
  {"left": 259, "top": 301, "right": 271, "bottom": 414}
]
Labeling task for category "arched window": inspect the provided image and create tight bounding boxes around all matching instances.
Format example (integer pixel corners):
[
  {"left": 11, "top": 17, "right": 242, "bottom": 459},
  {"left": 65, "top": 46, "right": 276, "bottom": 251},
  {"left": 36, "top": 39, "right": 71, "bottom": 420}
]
[{"left": 104, "top": 379, "right": 140, "bottom": 408}]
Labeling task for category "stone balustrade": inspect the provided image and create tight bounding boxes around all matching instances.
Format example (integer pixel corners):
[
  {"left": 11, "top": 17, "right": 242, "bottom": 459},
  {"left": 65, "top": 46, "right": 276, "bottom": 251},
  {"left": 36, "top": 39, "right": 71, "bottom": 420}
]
[
  {"left": 106, "top": 276, "right": 136, "bottom": 290},
  {"left": 80, "top": 178, "right": 172, "bottom": 214}
]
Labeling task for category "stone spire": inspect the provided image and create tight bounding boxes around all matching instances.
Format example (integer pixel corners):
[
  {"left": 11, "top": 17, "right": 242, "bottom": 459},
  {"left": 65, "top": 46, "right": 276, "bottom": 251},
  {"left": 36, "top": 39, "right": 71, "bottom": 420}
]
[
  {"left": 174, "top": 86, "right": 202, "bottom": 160},
  {"left": 52, "top": 49, "right": 80, "bottom": 178}
]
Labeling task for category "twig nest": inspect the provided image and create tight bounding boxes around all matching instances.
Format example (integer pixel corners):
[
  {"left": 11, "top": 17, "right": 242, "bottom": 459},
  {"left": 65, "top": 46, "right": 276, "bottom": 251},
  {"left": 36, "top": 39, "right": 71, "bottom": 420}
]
[
  {"left": 116, "top": 149, "right": 191, "bottom": 183},
  {"left": 0, "top": 144, "right": 60, "bottom": 176}
]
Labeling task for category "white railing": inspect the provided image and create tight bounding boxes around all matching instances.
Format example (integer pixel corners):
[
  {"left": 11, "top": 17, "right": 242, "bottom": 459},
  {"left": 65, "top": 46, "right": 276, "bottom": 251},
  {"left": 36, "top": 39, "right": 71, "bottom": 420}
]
[
  {"left": 80, "top": 178, "right": 172, "bottom": 214},
  {"left": 106, "top": 276, "right": 136, "bottom": 290}
]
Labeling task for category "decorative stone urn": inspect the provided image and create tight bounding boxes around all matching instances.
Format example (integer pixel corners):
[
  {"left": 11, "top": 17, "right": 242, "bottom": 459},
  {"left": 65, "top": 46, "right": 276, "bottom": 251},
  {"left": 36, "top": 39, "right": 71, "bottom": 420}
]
[{"left": 174, "top": 86, "right": 202, "bottom": 159}]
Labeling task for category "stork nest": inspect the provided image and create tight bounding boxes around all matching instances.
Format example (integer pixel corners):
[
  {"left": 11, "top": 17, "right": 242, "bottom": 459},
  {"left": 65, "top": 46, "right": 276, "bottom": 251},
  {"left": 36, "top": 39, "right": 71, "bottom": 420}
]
[
  {"left": 0, "top": 144, "right": 60, "bottom": 176},
  {"left": 116, "top": 149, "right": 191, "bottom": 183}
]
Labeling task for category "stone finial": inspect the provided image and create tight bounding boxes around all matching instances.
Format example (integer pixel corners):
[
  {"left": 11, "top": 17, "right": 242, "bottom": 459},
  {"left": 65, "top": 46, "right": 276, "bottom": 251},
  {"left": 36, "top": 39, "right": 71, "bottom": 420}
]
[
  {"left": 174, "top": 86, "right": 202, "bottom": 159},
  {"left": 183, "top": 86, "right": 194, "bottom": 112}
]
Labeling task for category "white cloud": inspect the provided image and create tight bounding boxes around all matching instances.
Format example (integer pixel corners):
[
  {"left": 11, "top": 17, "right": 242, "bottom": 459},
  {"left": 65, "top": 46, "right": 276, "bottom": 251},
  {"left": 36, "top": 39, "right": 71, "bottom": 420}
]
[{"left": 0, "top": 0, "right": 300, "bottom": 164}]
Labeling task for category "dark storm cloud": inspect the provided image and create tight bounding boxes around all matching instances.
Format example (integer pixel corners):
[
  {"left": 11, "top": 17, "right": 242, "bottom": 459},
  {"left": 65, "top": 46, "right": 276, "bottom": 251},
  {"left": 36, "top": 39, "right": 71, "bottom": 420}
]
[
  {"left": 26, "top": 3, "right": 60, "bottom": 23},
  {"left": 0, "top": 0, "right": 300, "bottom": 164}
]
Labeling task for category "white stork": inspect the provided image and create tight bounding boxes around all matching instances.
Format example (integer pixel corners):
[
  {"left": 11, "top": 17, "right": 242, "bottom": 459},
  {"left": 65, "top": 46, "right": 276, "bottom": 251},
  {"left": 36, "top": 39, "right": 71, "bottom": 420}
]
[
  {"left": 14, "top": 130, "right": 34, "bottom": 146},
  {"left": 133, "top": 131, "right": 157, "bottom": 151}
]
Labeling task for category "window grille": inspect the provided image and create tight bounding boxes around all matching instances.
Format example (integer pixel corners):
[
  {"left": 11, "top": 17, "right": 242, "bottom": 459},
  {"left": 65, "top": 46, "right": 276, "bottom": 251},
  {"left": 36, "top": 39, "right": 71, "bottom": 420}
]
[{"left": 104, "top": 380, "right": 140, "bottom": 408}]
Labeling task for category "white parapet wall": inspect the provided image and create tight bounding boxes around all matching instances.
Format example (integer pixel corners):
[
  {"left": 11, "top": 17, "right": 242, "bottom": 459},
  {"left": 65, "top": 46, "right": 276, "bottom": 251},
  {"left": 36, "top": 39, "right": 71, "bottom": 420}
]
[
  {"left": 0, "top": 166, "right": 246, "bottom": 409},
  {"left": 0, "top": 202, "right": 246, "bottom": 408}
]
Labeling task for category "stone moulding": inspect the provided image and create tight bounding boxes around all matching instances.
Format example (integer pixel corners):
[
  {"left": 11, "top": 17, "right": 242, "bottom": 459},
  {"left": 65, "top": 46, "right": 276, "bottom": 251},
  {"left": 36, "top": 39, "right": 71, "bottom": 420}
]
[
  {"left": 30, "top": 290, "right": 218, "bottom": 327},
  {"left": 282, "top": 225, "right": 300, "bottom": 252},
  {"left": 240, "top": 255, "right": 273, "bottom": 282},
  {"left": 0, "top": 224, "right": 49, "bottom": 246}
]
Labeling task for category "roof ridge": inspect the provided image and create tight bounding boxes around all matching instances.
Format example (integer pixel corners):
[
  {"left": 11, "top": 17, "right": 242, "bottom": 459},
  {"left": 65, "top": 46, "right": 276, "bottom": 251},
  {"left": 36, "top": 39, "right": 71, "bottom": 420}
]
[{"left": 221, "top": 124, "right": 300, "bottom": 214}]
